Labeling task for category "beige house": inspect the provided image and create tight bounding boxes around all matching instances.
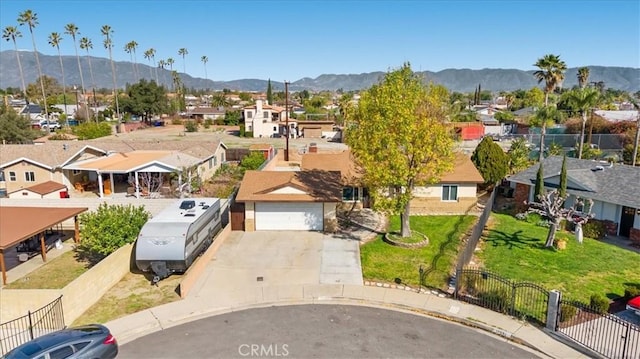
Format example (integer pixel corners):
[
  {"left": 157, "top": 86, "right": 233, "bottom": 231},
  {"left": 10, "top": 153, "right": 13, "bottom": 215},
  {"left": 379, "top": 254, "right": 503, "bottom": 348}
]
[{"left": 8, "top": 180, "right": 69, "bottom": 199}]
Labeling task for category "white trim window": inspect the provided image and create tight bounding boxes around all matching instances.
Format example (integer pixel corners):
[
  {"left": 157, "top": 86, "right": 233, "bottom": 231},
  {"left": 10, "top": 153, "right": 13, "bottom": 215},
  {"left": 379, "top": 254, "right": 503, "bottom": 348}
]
[
  {"left": 442, "top": 185, "right": 458, "bottom": 201},
  {"left": 25, "top": 171, "right": 35, "bottom": 182},
  {"left": 9, "top": 171, "right": 16, "bottom": 181}
]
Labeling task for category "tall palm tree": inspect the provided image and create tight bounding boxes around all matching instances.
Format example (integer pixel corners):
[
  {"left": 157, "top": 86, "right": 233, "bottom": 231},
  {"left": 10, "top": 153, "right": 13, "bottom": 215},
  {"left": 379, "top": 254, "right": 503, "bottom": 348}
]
[
  {"left": 101, "top": 25, "right": 120, "bottom": 120},
  {"left": 530, "top": 106, "right": 564, "bottom": 160},
  {"left": 143, "top": 49, "right": 154, "bottom": 79},
  {"left": 144, "top": 48, "right": 158, "bottom": 83},
  {"left": 577, "top": 67, "right": 590, "bottom": 89},
  {"left": 158, "top": 59, "right": 167, "bottom": 87},
  {"left": 201, "top": 55, "right": 209, "bottom": 105},
  {"left": 167, "top": 57, "right": 175, "bottom": 91},
  {"left": 565, "top": 88, "right": 599, "bottom": 159},
  {"left": 2, "top": 26, "right": 27, "bottom": 101},
  {"left": 533, "top": 54, "right": 567, "bottom": 161},
  {"left": 18, "top": 9, "right": 48, "bottom": 117},
  {"left": 124, "top": 41, "right": 139, "bottom": 82},
  {"left": 48, "top": 32, "right": 68, "bottom": 118},
  {"left": 178, "top": 48, "right": 188, "bottom": 74},
  {"left": 79, "top": 36, "right": 96, "bottom": 120},
  {"left": 64, "top": 23, "right": 89, "bottom": 120}
]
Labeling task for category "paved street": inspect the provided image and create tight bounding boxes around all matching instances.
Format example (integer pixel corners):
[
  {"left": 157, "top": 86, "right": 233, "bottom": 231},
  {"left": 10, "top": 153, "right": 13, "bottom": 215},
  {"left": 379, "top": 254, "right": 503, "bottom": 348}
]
[{"left": 118, "top": 305, "right": 541, "bottom": 359}]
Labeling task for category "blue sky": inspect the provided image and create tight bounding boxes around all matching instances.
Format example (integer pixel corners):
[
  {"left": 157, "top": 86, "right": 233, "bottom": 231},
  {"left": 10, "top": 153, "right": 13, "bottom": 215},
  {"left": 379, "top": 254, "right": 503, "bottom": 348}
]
[{"left": 1, "top": 0, "right": 638, "bottom": 82}]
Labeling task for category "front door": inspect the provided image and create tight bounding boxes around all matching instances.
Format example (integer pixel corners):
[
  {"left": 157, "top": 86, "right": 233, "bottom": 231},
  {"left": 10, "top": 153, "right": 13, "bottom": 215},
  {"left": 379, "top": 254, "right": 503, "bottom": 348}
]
[{"left": 619, "top": 206, "right": 636, "bottom": 238}]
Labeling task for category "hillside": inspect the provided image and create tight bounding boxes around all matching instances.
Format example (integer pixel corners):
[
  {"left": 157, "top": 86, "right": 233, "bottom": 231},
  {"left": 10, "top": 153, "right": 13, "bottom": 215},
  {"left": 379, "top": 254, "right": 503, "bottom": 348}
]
[{"left": 1, "top": 50, "right": 638, "bottom": 93}]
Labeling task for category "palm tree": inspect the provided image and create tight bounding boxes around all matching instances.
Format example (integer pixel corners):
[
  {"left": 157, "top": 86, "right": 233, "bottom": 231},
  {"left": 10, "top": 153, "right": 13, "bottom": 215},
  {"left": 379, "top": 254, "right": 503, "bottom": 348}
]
[
  {"left": 143, "top": 49, "right": 154, "bottom": 79},
  {"left": 565, "top": 88, "right": 599, "bottom": 159},
  {"left": 577, "top": 67, "right": 590, "bottom": 89},
  {"left": 178, "top": 48, "right": 188, "bottom": 74},
  {"left": 64, "top": 23, "right": 90, "bottom": 121},
  {"left": 101, "top": 25, "right": 120, "bottom": 120},
  {"left": 167, "top": 57, "right": 175, "bottom": 71},
  {"left": 48, "top": 32, "right": 68, "bottom": 118},
  {"left": 530, "top": 106, "right": 564, "bottom": 160},
  {"left": 18, "top": 9, "right": 48, "bottom": 118},
  {"left": 79, "top": 37, "right": 96, "bottom": 120},
  {"left": 2, "top": 26, "right": 27, "bottom": 101},
  {"left": 158, "top": 59, "right": 167, "bottom": 87},
  {"left": 533, "top": 54, "right": 567, "bottom": 161},
  {"left": 124, "top": 41, "right": 139, "bottom": 82},
  {"left": 201, "top": 55, "right": 209, "bottom": 81},
  {"left": 144, "top": 48, "right": 158, "bottom": 83}
]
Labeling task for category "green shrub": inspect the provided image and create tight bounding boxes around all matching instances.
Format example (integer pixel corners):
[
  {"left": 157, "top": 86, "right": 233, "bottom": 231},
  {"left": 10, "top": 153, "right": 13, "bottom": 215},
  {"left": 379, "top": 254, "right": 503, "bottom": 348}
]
[
  {"left": 244, "top": 131, "right": 253, "bottom": 138},
  {"left": 589, "top": 294, "right": 610, "bottom": 314},
  {"left": 525, "top": 213, "right": 543, "bottom": 224},
  {"left": 184, "top": 120, "right": 198, "bottom": 132},
  {"left": 559, "top": 303, "right": 577, "bottom": 322},
  {"left": 583, "top": 221, "right": 605, "bottom": 240},
  {"left": 239, "top": 124, "right": 245, "bottom": 137},
  {"left": 479, "top": 288, "right": 512, "bottom": 314},
  {"left": 171, "top": 118, "right": 183, "bottom": 125},
  {"left": 72, "top": 122, "right": 112, "bottom": 139},
  {"left": 214, "top": 119, "right": 225, "bottom": 126},
  {"left": 78, "top": 203, "right": 150, "bottom": 260},
  {"left": 458, "top": 272, "right": 480, "bottom": 295},
  {"left": 624, "top": 285, "right": 640, "bottom": 299},
  {"left": 240, "top": 151, "right": 266, "bottom": 171},
  {"left": 204, "top": 119, "right": 213, "bottom": 129}
]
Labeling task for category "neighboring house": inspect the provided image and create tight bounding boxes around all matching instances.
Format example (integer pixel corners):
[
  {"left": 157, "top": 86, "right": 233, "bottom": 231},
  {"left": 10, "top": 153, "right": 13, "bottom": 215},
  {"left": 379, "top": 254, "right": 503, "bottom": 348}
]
[
  {"left": 236, "top": 170, "right": 342, "bottom": 231},
  {"left": 508, "top": 156, "right": 640, "bottom": 241},
  {"left": 242, "top": 100, "right": 297, "bottom": 139},
  {"left": 235, "top": 147, "right": 483, "bottom": 231},
  {"left": 0, "top": 140, "right": 227, "bottom": 199},
  {"left": 594, "top": 110, "right": 639, "bottom": 123},
  {"left": 189, "top": 107, "right": 226, "bottom": 121},
  {"left": 8, "top": 180, "right": 69, "bottom": 199}
]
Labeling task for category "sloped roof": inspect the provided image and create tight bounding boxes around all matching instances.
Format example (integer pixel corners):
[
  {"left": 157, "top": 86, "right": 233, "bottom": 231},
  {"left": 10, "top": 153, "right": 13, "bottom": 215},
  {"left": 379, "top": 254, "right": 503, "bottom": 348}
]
[
  {"left": 301, "top": 150, "right": 363, "bottom": 184},
  {"left": 508, "top": 155, "right": 640, "bottom": 208},
  {"left": 236, "top": 170, "right": 342, "bottom": 202},
  {"left": 69, "top": 151, "right": 201, "bottom": 172},
  {"left": 0, "top": 206, "right": 87, "bottom": 249},
  {"left": 440, "top": 153, "right": 485, "bottom": 183},
  {"left": 249, "top": 143, "right": 273, "bottom": 151},
  {"left": 11, "top": 180, "right": 67, "bottom": 195}
]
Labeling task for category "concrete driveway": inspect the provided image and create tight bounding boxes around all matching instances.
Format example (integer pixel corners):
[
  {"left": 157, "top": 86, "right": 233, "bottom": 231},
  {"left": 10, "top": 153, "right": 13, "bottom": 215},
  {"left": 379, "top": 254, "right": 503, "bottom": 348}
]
[{"left": 194, "top": 231, "right": 362, "bottom": 293}]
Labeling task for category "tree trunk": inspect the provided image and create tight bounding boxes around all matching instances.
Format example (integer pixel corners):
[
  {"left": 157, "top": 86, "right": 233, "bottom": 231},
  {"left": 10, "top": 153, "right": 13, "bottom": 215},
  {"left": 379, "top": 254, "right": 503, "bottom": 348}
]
[
  {"left": 544, "top": 221, "right": 559, "bottom": 247},
  {"left": 578, "top": 112, "right": 587, "bottom": 159},
  {"left": 401, "top": 201, "right": 411, "bottom": 238},
  {"left": 538, "top": 122, "right": 546, "bottom": 162}
]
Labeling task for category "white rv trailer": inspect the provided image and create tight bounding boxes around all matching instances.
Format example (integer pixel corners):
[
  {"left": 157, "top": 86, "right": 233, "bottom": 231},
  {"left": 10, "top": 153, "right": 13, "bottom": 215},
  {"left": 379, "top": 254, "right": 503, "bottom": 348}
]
[{"left": 135, "top": 198, "right": 222, "bottom": 283}]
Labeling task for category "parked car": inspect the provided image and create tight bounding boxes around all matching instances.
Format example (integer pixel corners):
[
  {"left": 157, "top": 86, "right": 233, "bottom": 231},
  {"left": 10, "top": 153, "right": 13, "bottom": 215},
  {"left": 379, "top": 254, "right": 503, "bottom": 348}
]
[
  {"left": 41, "top": 121, "right": 61, "bottom": 131},
  {"left": 4, "top": 324, "right": 118, "bottom": 359},
  {"left": 627, "top": 296, "right": 640, "bottom": 316}
]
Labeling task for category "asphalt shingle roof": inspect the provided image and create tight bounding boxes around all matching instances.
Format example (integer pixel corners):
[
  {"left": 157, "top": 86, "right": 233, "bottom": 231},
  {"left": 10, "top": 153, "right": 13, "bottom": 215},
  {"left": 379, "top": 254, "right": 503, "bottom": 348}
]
[{"left": 508, "top": 156, "right": 640, "bottom": 208}]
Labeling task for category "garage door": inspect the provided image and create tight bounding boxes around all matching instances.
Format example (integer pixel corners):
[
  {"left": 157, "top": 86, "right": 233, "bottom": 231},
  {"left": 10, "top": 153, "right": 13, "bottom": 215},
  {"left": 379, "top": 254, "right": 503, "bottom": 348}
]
[{"left": 255, "top": 202, "right": 323, "bottom": 231}]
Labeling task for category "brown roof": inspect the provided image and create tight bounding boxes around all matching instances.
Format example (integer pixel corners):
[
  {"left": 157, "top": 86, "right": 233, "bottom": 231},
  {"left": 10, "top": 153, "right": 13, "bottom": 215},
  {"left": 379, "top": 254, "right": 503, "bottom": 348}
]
[
  {"left": 301, "top": 150, "right": 363, "bottom": 184},
  {"left": 249, "top": 143, "right": 273, "bottom": 151},
  {"left": 18, "top": 180, "right": 67, "bottom": 195},
  {"left": 439, "top": 153, "right": 484, "bottom": 183},
  {"left": 236, "top": 170, "right": 342, "bottom": 202},
  {"left": 0, "top": 206, "right": 87, "bottom": 249}
]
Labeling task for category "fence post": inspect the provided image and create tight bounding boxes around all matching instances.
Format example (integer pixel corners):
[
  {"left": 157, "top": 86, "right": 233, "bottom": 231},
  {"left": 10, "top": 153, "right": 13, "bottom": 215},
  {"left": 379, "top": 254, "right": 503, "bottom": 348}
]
[
  {"left": 27, "top": 311, "right": 34, "bottom": 340},
  {"left": 546, "top": 290, "right": 561, "bottom": 330}
]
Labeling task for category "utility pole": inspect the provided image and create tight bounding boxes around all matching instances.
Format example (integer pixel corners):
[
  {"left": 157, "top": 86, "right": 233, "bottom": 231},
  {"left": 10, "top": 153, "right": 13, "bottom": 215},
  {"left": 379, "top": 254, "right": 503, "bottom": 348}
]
[{"left": 285, "top": 81, "right": 290, "bottom": 161}]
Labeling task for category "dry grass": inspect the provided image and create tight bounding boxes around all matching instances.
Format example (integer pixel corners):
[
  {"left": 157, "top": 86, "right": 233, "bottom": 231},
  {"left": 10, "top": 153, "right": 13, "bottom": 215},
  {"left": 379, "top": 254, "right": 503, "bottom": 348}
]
[
  {"left": 72, "top": 271, "right": 183, "bottom": 326},
  {"left": 5, "top": 251, "right": 90, "bottom": 289}
]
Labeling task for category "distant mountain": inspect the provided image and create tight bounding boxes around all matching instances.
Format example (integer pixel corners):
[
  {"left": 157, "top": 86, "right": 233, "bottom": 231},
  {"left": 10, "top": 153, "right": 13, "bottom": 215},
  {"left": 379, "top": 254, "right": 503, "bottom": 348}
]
[{"left": 1, "top": 50, "right": 638, "bottom": 93}]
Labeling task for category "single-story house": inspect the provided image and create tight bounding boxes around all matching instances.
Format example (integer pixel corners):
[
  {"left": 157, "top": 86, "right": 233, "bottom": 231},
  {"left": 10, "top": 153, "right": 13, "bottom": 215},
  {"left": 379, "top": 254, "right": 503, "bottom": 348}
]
[
  {"left": 8, "top": 180, "right": 69, "bottom": 199},
  {"left": 508, "top": 156, "right": 640, "bottom": 241},
  {"left": 236, "top": 170, "right": 342, "bottom": 231}
]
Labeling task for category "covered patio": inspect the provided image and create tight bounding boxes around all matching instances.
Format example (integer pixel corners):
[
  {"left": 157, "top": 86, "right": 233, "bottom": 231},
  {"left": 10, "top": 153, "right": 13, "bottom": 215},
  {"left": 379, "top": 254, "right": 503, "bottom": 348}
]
[{"left": 0, "top": 206, "right": 87, "bottom": 285}]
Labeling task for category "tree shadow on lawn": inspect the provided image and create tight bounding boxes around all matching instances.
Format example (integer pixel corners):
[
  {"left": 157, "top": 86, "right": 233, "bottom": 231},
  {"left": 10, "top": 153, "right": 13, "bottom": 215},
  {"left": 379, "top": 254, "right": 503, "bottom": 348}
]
[
  {"left": 484, "top": 229, "right": 547, "bottom": 250},
  {"left": 420, "top": 215, "right": 471, "bottom": 279}
]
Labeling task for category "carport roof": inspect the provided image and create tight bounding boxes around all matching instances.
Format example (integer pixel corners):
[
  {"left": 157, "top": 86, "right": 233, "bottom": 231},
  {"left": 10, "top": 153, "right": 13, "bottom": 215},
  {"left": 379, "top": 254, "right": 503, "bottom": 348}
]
[
  {"left": 0, "top": 206, "right": 87, "bottom": 249},
  {"left": 237, "top": 170, "right": 342, "bottom": 202}
]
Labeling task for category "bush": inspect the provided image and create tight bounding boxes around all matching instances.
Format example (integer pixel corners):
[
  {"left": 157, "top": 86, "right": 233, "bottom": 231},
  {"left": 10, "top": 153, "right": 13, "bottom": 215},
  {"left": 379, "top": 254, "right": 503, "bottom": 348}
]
[
  {"left": 240, "top": 151, "right": 266, "bottom": 171},
  {"left": 171, "top": 118, "right": 183, "bottom": 125},
  {"left": 458, "top": 272, "right": 480, "bottom": 295},
  {"left": 239, "top": 124, "right": 245, "bottom": 137},
  {"left": 479, "top": 288, "right": 512, "bottom": 314},
  {"left": 184, "top": 120, "right": 198, "bottom": 132},
  {"left": 624, "top": 285, "right": 640, "bottom": 299},
  {"left": 589, "top": 294, "right": 610, "bottom": 314},
  {"left": 78, "top": 203, "right": 150, "bottom": 260},
  {"left": 214, "top": 119, "right": 225, "bottom": 126},
  {"left": 245, "top": 131, "right": 253, "bottom": 138},
  {"left": 72, "top": 122, "right": 112, "bottom": 139},
  {"left": 204, "top": 119, "right": 213, "bottom": 129},
  {"left": 559, "top": 303, "right": 578, "bottom": 322},
  {"left": 583, "top": 221, "right": 605, "bottom": 240}
]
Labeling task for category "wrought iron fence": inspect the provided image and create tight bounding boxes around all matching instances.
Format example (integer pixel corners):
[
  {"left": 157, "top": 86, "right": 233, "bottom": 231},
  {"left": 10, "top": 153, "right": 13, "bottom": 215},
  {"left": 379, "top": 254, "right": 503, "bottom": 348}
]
[
  {"left": 455, "top": 187, "right": 497, "bottom": 272},
  {"left": 557, "top": 299, "right": 640, "bottom": 359},
  {"left": 0, "top": 296, "right": 65, "bottom": 355},
  {"left": 454, "top": 268, "right": 549, "bottom": 326}
]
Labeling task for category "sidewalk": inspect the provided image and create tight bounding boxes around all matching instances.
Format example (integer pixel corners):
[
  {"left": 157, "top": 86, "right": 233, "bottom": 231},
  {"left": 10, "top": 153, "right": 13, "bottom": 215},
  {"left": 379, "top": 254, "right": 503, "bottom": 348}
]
[{"left": 106, "top": 281, "right": 588, "bottom": 359}]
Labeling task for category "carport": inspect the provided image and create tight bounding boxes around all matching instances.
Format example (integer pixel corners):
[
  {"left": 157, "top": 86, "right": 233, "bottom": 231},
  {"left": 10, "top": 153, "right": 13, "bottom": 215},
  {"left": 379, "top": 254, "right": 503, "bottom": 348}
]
[{"left": 0, "top": 206, "right": 87, "bottom": 285}]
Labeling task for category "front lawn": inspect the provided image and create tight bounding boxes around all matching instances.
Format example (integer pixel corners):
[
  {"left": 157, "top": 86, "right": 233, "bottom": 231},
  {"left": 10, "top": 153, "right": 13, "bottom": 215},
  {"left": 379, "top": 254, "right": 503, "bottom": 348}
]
[
  {"left": 360, "top": 215, "right": 476, "bottom": 290},
  {"left": 5, "top": 251, "right": 90, "bottom": 289},
  {"left": 478, "top": 213, "right": 640, "bottom": 303}
]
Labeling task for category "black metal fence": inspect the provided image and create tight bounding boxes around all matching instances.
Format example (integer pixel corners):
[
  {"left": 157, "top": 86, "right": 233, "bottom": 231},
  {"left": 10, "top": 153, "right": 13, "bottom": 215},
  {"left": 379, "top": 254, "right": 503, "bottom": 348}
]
[
  {"left": 456, "top": 187, "right": 497, "bottom": 272},
  {"left": 455, "top": 268, "right": 550, "bottom": 326},
  {"left": 557, "top": 299, "right": 640, "bottom": 359},
  {"left": 0, "top": 296, "right": 65, "bottom": 355}
]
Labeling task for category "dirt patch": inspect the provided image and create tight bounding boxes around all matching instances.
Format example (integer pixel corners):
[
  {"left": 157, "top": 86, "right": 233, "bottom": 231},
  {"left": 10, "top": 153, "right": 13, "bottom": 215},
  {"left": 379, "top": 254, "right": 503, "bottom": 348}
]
[
  {"left": 72, "top": 271, "right": 183, "bottom": 326},
  {"left": 5, "top": 251, "right": 91, "bottom": 289}
]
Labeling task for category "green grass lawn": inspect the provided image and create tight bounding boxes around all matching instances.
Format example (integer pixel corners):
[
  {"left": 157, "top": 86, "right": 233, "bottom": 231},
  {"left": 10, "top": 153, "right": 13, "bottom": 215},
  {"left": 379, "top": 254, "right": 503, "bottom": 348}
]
[
  {"left": 360, "top": 215, "right": 476, "bottom": 290},
  {"left": 5, "top": 251, "right": 90, "bottom": 289},
  {"left": 478, "top": 213, "right": 640, "bottom": 303}
]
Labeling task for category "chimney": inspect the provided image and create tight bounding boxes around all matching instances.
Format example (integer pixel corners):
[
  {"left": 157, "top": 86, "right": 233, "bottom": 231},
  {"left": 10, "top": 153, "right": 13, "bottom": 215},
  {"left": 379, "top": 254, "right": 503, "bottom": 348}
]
[{"left": 256, "top": 99, "right": 263, "bottom": 115}]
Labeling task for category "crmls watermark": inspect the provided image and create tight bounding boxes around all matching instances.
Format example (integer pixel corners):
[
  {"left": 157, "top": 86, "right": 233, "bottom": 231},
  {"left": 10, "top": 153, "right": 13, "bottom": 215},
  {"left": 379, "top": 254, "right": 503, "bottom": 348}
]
[{"left": 238, "top": 343, "right": 289, "bottom": 357}]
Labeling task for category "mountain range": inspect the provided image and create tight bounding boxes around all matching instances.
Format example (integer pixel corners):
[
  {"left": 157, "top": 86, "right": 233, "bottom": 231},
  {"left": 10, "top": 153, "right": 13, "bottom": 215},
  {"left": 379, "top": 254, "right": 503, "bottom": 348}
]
[{"left": 1, "top": 50, "right": 638, "bottom": 93}]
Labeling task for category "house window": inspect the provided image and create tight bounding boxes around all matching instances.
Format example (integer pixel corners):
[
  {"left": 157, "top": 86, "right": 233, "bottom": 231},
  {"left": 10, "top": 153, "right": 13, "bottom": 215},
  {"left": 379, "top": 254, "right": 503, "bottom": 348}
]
[
  {"left": 273, "top": 126, "right": 277, "bottom": 131},
  {"left": 9, "top": 171, "right": 16, "bottom": 181},
  {"left": 72, "top": 169, "right": 81, "bottom": 176},
  {"left": 0, "top": 171, "right": 4, "bottom": 181},
  {"left": 25, "top": 171, "right": 35, "bottom": 182},
  {"left": 263, "top": 111, "right": 269, "bottom": 119},
  {"left": 247, "top": 111, "right": 253, "bottom": 118},
  {"left": 213, "top": 156, "right": 217, "bottom": 166},
  {"left": 442, "top": 185, "right": 458, "bottom": 201},
  {"left": 343, "top": 187, "right": 358, "bottom": 201},
  {"left": 221, "top": 152, "right": 225, "bottom": 162},
  {"left": 208, "top": 159, "right": 213, "bottom": 169}
]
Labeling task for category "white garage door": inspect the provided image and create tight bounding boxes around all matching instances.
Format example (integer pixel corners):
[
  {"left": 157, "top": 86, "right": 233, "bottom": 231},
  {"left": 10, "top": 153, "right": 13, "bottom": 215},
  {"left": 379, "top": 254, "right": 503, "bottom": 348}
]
[{"left": 255, "top": 202, "right": 324, "bottom": 231}]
